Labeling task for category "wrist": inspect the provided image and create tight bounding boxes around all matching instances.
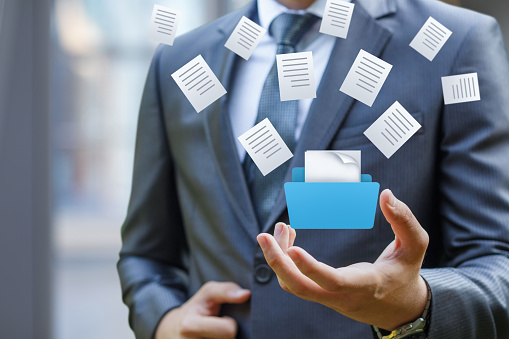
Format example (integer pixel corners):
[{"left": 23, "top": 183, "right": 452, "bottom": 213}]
[
  {"left": 406, "top": 276, "right": 429, "bottom": 326},
  {"left": 392, "top": 275, "right": 429, "bottom": 330},
  {"left": 374, "top": 277, "right": 432, "bottom": 338},
  {"left": 155, "top": 307, "right": 182, "bottom": 339}
]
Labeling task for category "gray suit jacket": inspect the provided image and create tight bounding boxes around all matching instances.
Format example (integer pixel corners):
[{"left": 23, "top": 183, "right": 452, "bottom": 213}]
[{"left": 118, "top": 0, "right": 509, "bottom": 338}]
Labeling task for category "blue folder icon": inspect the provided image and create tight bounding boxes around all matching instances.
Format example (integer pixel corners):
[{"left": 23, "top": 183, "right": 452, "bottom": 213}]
[{"left": 284, "top": 168, "right": 380, "bottom": 229}]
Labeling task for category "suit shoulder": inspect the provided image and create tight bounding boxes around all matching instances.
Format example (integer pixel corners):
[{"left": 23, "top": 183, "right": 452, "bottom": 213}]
[{"left": 395, "top": 0, "right": 498, "bottom": 33}]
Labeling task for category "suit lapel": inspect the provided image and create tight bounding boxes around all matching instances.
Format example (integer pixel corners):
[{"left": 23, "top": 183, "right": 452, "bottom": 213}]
[
  {"left": 261, "top": 1, "right": 394, "bottom": 232},
  {"left": 202, "top": 2, "right": 260, "bottom": 241}
]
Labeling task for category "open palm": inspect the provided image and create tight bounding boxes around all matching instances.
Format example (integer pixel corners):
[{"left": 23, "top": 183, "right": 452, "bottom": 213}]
[{"left": 257, "top": 189, "right": 429, "bottom": 331}]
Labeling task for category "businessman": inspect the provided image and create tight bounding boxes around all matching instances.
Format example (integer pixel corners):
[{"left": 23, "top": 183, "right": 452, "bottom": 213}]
[{"left": 118, "top": 0, "right": 509, "bottom": 338}]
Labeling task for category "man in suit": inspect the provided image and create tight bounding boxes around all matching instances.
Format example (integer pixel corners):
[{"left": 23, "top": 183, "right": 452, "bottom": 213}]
[{"left": 118, "top": 0, "right": 509, "bottom": 338}]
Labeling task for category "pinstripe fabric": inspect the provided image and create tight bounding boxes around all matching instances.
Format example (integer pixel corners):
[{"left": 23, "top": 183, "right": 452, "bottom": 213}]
[
  {"left": 243, "top": 13, "right": 319, "bottom": 226},
  {"left": 118, "top": 1, "right": 509, "bottom": 339},
  {"left": 421, "top": 256, "right": 509, "bottom": 338}
]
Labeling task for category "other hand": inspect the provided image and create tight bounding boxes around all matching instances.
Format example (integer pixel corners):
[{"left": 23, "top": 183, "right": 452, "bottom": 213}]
[
  {"left": 155, "top": 281, "right": 251, "bottom": 339},
  {"left": 257, "top": 189, "right": 429, "bottom": 331}
]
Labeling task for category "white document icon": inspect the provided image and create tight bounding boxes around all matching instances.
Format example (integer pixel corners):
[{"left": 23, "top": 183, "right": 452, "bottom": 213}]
[
  {"left": 224, "top": 16, "right": 266, "bottom": 60},
  {"left": 277, "top": 52, "right": 316, "bottom": 101},
  {"left": 441, "top": 73, "right": 480, "bottom": 105},
  {"left": 319, "top": 0, "right": 355, "bottom": 39},
  {"left": 238, "top": 118, "right": 293, "bottom": 176},
  {"left": 148, "top": 5, "right": 180, "bottom": 46},
  {"left": 171, "top": 55, "right": 227, "bottom": 113},
  {"left": 305, "top": 151, "right": 361, "bottom": 183},
  {"left": 364, "top": 101, "right": 421, "bottom": 159},
  {"left": 410, "top": 17, "right": 452, "bottom": 61},
  {"left": 340, "top": 50, "right": 392, "bottom": 107}
]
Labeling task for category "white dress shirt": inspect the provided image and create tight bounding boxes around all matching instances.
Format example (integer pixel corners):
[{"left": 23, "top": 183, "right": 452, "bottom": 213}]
[{"left": 228, "top": 0, "right": 346, "bottom": 161}]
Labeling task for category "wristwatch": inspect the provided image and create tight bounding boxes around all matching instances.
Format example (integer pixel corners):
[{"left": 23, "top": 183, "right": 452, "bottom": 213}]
[{"left": 373, "top": 282, "right": 432, "bottom": 339}]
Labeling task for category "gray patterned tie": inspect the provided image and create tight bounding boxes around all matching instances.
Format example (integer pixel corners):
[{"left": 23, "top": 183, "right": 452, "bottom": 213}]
[{"left": 243, "top": 13, "right": 319, "bottom": 227}]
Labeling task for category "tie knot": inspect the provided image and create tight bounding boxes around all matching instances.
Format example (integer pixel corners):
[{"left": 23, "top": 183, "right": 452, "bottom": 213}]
[{"left": 269, "top": 13, "right": 319, "bottom": 49}]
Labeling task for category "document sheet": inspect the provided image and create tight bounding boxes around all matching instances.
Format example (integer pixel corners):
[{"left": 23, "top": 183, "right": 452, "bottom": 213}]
[
  {"left": 410, "top": 17, "right": 452, "bottom": 61},
  {"left": 364, "top": 101, "right": 421, "bottom": 159},
  {"left": 340, "top": 50, "right": 392, "bottom": 107},
  {"left": 225, "top": 16, "right": 266, "bottom": 60},
  {"left": 277, "top": 52, "right": 316, "bottom": 101},
  {"left": 305, "top": 150, "right": 361, "bottom": 183},
  {"left": 148, "top": 5, "right": 180, "bottom": 46},
  {"left": 442, "top": 73, "right": 480, "bottom": 105},
  {"left": 320, "top": 0, "right": 355, "bottom": 39},
  {"left": 238, "top": 118, "right": 294, "bottom": 176},
  {"left": 171, "top": 55, "right": 227, "bottom": 113}
]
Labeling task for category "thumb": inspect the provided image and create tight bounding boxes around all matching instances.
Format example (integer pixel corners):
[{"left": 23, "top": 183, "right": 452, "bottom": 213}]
[
  {"left": 379, "top": 189, "right": 429, "bottom": 261},
  {"left": 196, "top": 281, "right": 251, "bottom": 305}
]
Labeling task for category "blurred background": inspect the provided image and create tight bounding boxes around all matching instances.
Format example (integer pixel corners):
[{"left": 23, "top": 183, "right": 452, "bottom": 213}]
[
  {"left": 0, "top": 0, "right": 507, "bottom": 338},
  {"left": 50, "top": 1, "right": 251, "bottom": 338}
]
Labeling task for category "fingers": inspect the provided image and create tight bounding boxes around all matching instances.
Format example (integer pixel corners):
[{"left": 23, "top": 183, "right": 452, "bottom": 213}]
[
  {"left": 287, "top": 246, "right": 360, "bottom": 293},
  {"left": 274, "top": 222, "right": 291, "bottom": 253},
  {"left": 181, "top": 315, "right": 237, "bottom": 339},
  {"left": 257, "top": 233, "right": 333, "bottom": 301},
  {"left": 273, "top": 223, "right": 297, "bottom": 253},
  {"left": 379, "top": 189, "right": 429, "bottom": 261},
  {"left": 287, "top": 246, "right": 343, "bottom": 292},
  {"left": 288, "top": 226, "right": 297, "bottom": 248},
  {"left": 273, "top": 223, "right": 292, "bottom": 289},
  {"left": 196, "top": 281, "right": 251, "bottom": 305}
]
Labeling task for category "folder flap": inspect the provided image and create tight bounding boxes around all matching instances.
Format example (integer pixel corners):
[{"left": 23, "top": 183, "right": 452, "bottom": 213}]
[
  {"left": 361, "top": 174, "right": 372, "bottom": 182},
  {"left": 292, "top": 167, "right": 306, "bottom": 182}
]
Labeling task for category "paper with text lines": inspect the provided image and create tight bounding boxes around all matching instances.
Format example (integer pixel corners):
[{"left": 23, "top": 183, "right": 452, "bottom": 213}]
[
  {"left": 340, "top": 49, "right": 392, "bottom": 107},
  {"left": 442, "top": 73, "right": 480, "bottom": 105},
  {"left": 364, "top": 102, "right": 421, "bottom": 159},
  {"left": 148, "top": 5, "right": 180, "bottom": 46},
  {"left": 410, "top": 17, "right": 452, "bottom": 61},
  {"left": 277, "top": 52, "right": 316, "bottom": 101},
  {"left": 320, "top": 0, "right": 355, "bottom": 39},
  {"left": 238, "top": 118, "right": 293, "bottom": 176},
  {"left": 171, "top": 55, "right": 227, "bottom": 113},
  {"left": 225, "top": 16, "right": 266, "bottom": 60}
]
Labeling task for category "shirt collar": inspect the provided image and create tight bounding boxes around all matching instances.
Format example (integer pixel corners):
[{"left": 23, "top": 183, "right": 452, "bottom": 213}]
[
  {"left": 258, "top": 0, "right": 326, "bottom": 29},
  {"left": 257, "top": 0, "right": 351, "bottom": 30}
]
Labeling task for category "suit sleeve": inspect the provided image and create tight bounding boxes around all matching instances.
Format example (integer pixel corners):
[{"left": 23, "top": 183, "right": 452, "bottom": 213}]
[
  {"left": 117, "top": 45, "right": 189, "bottom": 339},
  {"left": 420, "top": 16, "right": 509, "bottom": 338}
]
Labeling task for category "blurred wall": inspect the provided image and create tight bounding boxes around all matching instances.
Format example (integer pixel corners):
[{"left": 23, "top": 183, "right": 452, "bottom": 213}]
[{"left": 0, "top": 0, "right": 51, "bottom": 339}]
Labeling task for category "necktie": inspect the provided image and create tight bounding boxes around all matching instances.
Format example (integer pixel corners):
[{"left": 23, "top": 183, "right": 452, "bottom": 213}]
[{"left": 243, "top": 13, "right": 319, "bottom": 227}]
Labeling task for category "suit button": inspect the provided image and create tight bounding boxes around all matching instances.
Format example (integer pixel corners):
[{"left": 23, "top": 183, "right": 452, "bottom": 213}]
[{"left": 254, "top": 264, "right": 272, "bottom": 284}]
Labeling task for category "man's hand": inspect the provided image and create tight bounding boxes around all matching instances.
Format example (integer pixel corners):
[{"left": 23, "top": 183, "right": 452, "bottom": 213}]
[
  {"left": 257, "top": 189, "right": 429, "bottom": 331},
  {"left": 155, "top": 281, "right": 251, "bottom": 339}
]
